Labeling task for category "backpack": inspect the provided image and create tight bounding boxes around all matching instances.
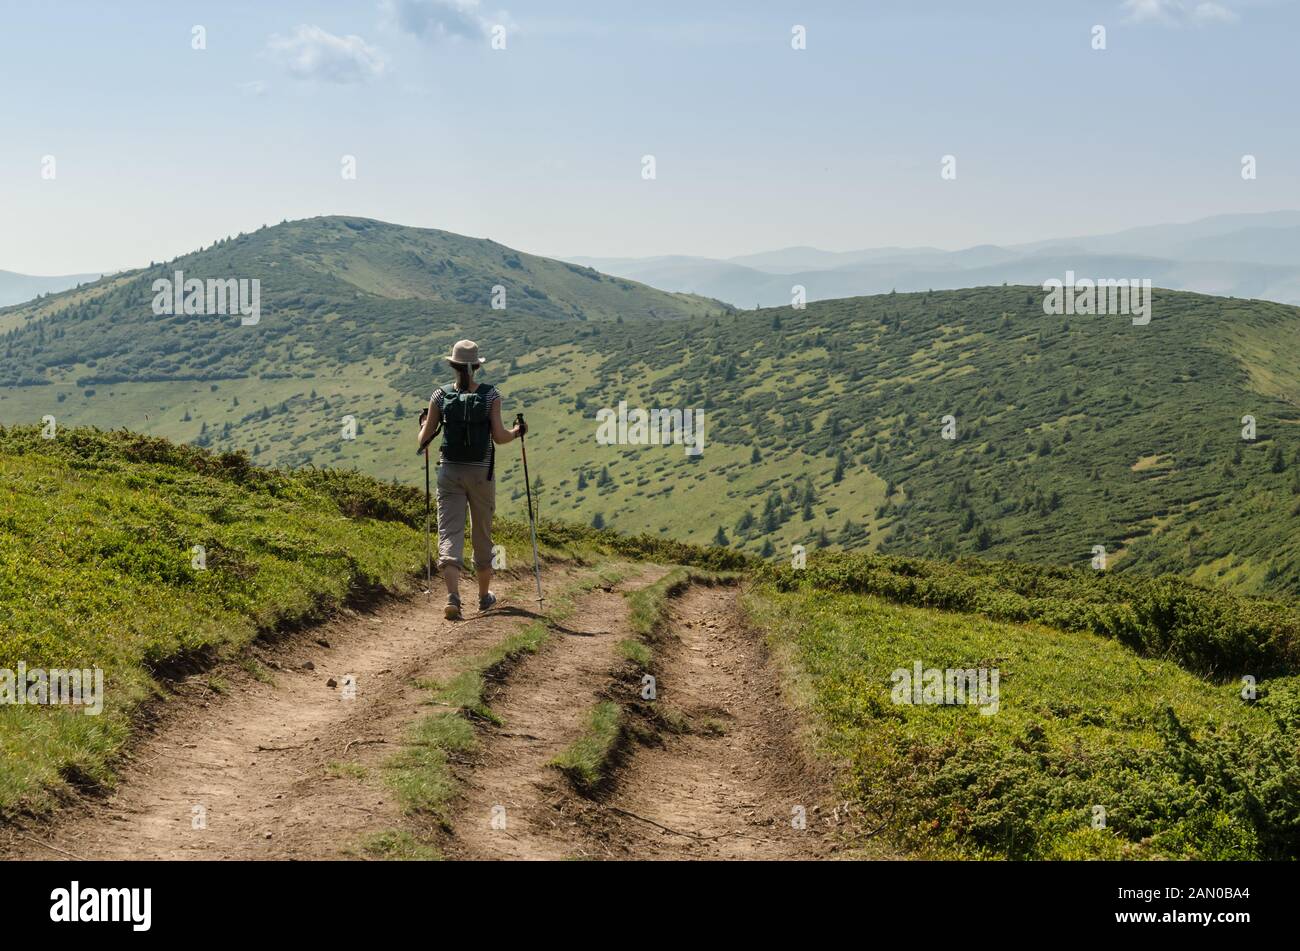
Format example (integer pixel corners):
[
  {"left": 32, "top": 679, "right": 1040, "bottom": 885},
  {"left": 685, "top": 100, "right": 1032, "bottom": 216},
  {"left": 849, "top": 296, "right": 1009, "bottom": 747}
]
[{"left": 437, "top": 382, "right": 495, "bottom": 473}]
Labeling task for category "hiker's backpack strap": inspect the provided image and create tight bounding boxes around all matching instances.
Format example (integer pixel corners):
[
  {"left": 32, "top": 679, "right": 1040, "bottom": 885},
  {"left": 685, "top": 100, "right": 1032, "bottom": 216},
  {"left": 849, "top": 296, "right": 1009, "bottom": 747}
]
[
  {"left": 424, "top": 387, "right": 445, "bottom": 452},
  {"left": 481, "top": 384, "right": 497, "bottom": 481},
  {"left": 467, "top": 383, "right": 496, "bottom": 429},
  {"left": 432, "top": 386, "right": 451, "bottom": 424}
]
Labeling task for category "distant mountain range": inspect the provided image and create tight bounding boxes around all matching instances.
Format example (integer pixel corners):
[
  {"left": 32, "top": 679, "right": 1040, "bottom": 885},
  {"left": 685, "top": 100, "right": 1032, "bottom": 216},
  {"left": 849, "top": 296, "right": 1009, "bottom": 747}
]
[
  {"left": 0, "top": 269, "right": 103, "bottom": 307},
  {"left": 564, "top": 211, "right": 1300, "bottom": 308}
]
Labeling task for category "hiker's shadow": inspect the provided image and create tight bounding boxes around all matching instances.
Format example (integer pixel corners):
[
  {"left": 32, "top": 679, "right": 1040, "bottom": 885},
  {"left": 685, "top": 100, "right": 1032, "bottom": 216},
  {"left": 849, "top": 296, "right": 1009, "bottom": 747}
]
[
  {"left": 482, "top": 606, "right": 541, "bottom": 621},
  {"left": 475, "top": 607, "right": 606, "bottom": 638},
  {"left": 549, "top": 622, "right": 606, "bottom": 638}
]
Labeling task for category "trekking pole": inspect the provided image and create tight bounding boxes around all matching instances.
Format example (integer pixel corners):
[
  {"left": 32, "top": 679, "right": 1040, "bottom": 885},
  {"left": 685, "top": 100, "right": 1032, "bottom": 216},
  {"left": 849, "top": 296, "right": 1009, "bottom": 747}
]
[
  {"left": 423, "top": 446, "right": 432, "bottom": 595},
  {"left": 516, "top": 413, "right": 544, "bottom": 604},
  {"left": 418, "top": 408, "right": 437, "bottom": 596}
]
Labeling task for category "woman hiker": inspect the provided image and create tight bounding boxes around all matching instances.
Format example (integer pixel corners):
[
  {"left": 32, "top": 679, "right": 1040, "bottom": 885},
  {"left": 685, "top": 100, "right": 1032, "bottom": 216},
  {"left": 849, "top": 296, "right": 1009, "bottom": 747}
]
[{"left": 416, "top": 340, "right": 527, "bottom": 620}]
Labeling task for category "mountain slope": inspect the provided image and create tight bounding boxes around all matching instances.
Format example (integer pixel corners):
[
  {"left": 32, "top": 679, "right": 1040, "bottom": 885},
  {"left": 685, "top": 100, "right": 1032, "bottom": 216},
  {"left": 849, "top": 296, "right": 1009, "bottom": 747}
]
[
  {"left": 497, "top": 285, "right": 1300, "bottom": 595},
  {"left": 2, "top": 224, "right": 1298, "bottom": 597},
  {"left": 1168, "top": 225, "right": 1300, "bottom": 267},
  {"left": 0, "top": 217, "right": 723, "bottom": 377},
  {"left": 0, "top": 216, "right": 726, "bottom": 389},
  {"left": 247, "top": 217, "right": 722, "bottom": 320}
]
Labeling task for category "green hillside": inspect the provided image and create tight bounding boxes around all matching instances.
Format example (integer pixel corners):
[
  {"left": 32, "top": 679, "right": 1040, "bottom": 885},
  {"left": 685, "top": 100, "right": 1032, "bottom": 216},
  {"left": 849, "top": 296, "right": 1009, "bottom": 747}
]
[
  {"left": 517, "top": 286, "right": 1300, "bottom": 595},
  {"left": 0, "top": 216, "right": 722, "bottom": 386},
  {"left": 2, "top": 427, "right": 1296, "bottom": 860},
  {"left": 0, "top": 427, "right": 428, "bottom": 809},
  {"left": 2, "top": 219, "right": 1297, "bottom": 597}
]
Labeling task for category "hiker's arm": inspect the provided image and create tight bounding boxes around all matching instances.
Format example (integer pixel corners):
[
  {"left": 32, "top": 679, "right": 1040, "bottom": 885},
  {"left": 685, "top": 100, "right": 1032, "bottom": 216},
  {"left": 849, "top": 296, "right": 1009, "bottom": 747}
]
[
  {"left": 490, "top": 399, "right": 524, "bottom": 444},
  {"left": 417, "top": 397, "right": 440, "bottom": 450}
]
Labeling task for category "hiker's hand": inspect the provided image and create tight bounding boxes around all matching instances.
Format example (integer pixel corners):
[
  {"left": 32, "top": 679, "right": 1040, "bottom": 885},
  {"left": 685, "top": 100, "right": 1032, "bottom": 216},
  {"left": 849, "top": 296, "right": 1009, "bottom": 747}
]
[{"left": 513, "top": 420, "right": 528, "bottom": 438}]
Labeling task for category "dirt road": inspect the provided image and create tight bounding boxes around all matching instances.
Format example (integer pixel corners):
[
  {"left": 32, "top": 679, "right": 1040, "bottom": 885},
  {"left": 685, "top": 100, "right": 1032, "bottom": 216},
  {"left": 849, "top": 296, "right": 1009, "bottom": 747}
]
[{"left": 2, "top": 568, "right": 840, "bottom": 861}]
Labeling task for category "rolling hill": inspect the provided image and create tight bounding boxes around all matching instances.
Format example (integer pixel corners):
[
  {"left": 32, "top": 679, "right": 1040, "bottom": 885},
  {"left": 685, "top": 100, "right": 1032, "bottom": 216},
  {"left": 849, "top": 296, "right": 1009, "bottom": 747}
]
[
  {"left": 0, "top": 216, "right": 719, "bottom": 350},
  {"left": 1, "top": 217, "right": 1297, "bottom": 600}
]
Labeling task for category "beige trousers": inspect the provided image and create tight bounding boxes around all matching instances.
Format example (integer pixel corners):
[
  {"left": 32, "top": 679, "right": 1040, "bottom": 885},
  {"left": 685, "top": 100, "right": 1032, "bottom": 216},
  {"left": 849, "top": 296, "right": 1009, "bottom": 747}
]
[{"left": 436, "top": 462, "right": 496, "bottom": 571}]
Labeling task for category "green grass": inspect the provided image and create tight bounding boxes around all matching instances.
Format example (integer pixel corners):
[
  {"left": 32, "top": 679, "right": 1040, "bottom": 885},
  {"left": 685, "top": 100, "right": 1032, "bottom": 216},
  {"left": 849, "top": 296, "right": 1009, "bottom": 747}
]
[
  {"left": 385, "top": 713, "right": 478, "bottom": 819},
  {"left": 426, "top": 622, "right": 552, "bottom": 724},
  {"left": 0, "top": 428, "right": 428, "bottom": 813},
  {"left": 550, "top": 701, "right": 624, "bottom": 790},
  {"left": 325, "top": 762, "right": 369, "bottom": 780},
  {"left": 626, "top": 568, "right": 691, "bottom": 640},
  {"left": 356, "top": 829, "right": 441, "bottom": 861},
  {"left": 241, "top": 658, "right": 275, "bottom": 685},
  {"left": 617, "top": 638, "right": 652, "bottom": 667},
  {"left": 745, "top": 583, "right": 1300, "bottom": 860}
]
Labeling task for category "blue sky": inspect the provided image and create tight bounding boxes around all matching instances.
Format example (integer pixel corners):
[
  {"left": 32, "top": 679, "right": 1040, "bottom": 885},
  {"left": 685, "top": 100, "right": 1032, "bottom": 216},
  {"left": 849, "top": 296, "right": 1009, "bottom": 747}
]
[{"left": 2, "top": 0, "right": 1297, "bottom": 274}]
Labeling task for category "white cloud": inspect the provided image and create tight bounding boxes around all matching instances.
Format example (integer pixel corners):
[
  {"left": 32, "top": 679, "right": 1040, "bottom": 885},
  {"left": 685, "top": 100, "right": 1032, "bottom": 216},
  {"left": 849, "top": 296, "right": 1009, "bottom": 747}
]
[
  {"left": 380, "top": 0, "right": 508, "bottom": 42},
  {"left": 239, "top": 80, "right": 269, "bottom": 97},
  {"left": 267, "top": 25, "right": 387, "bottom": 83},
  {"left": 1192, "top": 2, "right": 1238, "bottom": 23},
  {"left": 1121, "top": 0, "right": 1240, "bottom": 26}
]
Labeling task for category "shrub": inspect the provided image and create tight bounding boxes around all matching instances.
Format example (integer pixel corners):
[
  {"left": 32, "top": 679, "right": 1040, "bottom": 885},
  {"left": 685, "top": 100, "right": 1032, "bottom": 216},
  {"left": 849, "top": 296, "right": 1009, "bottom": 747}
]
[{"left": 757, "top": 551, "right": 1300, "bottom": 677}]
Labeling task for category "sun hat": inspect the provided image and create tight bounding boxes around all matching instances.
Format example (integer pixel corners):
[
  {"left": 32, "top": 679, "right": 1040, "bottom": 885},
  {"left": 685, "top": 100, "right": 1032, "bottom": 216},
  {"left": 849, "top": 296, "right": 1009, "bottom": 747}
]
[{"left": 446, "top": 339, "right": 485, "bottom": 366}]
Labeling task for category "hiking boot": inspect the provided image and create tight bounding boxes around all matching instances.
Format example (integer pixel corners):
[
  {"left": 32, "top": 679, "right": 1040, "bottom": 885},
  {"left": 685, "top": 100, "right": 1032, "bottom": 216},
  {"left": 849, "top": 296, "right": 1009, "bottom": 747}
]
[
  {"left": 444, "top": 594, "right": 462, "bottom": 620},
  {"left": 478, "top": 591, "right": 498, "bottom": 613}
]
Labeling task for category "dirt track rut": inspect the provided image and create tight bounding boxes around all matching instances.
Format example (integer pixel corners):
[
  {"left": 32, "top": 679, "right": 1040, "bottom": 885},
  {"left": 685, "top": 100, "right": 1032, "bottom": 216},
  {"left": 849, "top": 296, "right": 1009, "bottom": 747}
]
[{"left": 446, "top": 583, "right": 837, "bottom": 860}]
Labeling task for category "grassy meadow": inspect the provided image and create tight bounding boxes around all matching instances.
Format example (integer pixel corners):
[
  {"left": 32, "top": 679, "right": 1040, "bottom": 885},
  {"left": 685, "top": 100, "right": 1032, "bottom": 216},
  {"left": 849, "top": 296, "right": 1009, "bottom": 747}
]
[{"left": 746, "top": 584, "right": 1300, "bottom": 859}]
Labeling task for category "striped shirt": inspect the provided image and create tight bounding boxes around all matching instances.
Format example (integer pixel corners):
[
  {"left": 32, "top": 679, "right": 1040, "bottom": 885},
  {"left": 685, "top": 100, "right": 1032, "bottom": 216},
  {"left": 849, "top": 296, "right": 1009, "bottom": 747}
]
[{"left": 432, "top": 384, "right": 501, "bottom": 467}]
